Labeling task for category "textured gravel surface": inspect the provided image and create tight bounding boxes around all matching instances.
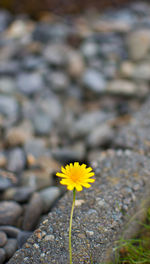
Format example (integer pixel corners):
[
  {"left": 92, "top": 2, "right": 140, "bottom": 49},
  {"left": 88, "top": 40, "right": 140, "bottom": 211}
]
[{"left": 8, "top": 150, "right": 150, "bottom": 264}]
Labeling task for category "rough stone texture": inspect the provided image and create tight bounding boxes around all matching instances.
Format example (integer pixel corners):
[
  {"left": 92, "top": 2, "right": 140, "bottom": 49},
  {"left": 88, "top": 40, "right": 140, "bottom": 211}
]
[
  {"left": 114, "top": 97, "right": 150, "bottom": 155},
  {"left": 8, "top": 151, "right": 150, "bottom": 264}
]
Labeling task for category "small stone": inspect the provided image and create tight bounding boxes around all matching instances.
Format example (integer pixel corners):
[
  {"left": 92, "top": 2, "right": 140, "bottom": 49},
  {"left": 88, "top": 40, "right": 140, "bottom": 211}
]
[
  {"left": 32, "top": 110, "right": 53, "bottom": 136},
  {"left": 86, "top": 230, "right": 94, "bottom": 236},
  {"left": 2, "top": 187, "right": 34, "bottom": 203},
  {"left": 0, "top": 226, "right": 20, "bottom": 238},
  {"left": 86, "top": 124, "right": 114, "bottom": 147},
  {"left": 24, "top": 139, "right": 47, "bottom": 159},
  {"left": 16, "top": 72, "right": 43, "bottom": 96},
  {"left": 82, "top": 69, "right": 106, "bottom": 93},
  {"left": 120, "top": 61, "right": 135, "bottom": 78},
  {"left": 0, "top": 78, "right": 16, "bottom": 94},
  {"left": 23, "top": 193, "right": 43, "bottom": 231},
  {"left": 21, "top": 170, "right": 52, "bottom": 190},
  {"left": 0, "top": 231, "right": 7, "bottom": 247},
  {"left": 43, "top": 44, "right": 67, "bottom": 66},
  {"left": 51, "top": 146, "right": 85, "bottom": 163},
  {"left": 0, "top": 96, "right": 19, "bottom": 123},
  {"left": 81, "top": 41, "right": 98, "bottom": 58},
  {"left": 17, "top": 231, "right": 32, "bottom": 248},
  {"left": 4, "top": 238, "right": 17, "bottom": 259},
  {"left": 0, "top": 201, "right": 22, "bottom": 226},
  {"left": 0, "top": 153, "right": 7, "bottom": 168},
  {"left": 7, "top": 148, "right": 26, "bottom": 173},
  {"left": 0, "top": 248, "right": 6, "bottom": 264},
  {"left": 0, "top": 10, "right": 12, "bottom": 32},
  {"left": 39, "top": 187, "right": 61, "bottom": 213},
  {"left": 0, "top": 171, "right": 17, "bottom": 191},
  {"left": 127, "top": 29, "right": 150, "bottom": 60},
  {"left": 67, "top": 50, "right": 85, "bottom": 78},
  {"left": 44, "top": 235, "right": 55, "bottom": 242},
  {"left": 5, "top": 127, "right": 30, "bottom": 147},
  {"left": 133, "top": 63, "right": 150, "bottom": 81},
  {"left": 107, "top": 80, "right": 137, "bottom": 96},
  {"left": 49, "top": 72, "right": 69, "bottom": 92}
]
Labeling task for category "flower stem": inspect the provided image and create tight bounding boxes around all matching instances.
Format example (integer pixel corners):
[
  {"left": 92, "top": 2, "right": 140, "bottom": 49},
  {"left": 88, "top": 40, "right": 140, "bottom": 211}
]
[{"left": 69, "top": 188, "right": 76, "bottom": 264}]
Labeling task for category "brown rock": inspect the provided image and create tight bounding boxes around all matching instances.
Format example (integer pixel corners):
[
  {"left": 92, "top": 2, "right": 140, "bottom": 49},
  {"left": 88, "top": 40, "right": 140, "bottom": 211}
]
[{"left": 0, "top": 231, "right": 7, "bottom": 247}]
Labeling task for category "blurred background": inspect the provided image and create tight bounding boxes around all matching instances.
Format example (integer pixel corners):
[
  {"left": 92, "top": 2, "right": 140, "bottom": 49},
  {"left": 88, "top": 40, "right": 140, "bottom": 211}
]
[{"left": 0, "top": 1, "right": 150, "bottom": 263}]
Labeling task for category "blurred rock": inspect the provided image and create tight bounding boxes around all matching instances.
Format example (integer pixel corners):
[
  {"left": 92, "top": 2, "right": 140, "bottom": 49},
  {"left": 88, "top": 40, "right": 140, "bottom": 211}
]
[
  {"left": 39, "top": 187, "right": 61, "bottom": 213},
  {"left": 106, "top": 80, "right": 137, "bottom": 96},
  {"left": 0, "top": 226, "right": 20, "bottom": 238},
  {"left": 23, "top": 192, "right": 43, "bottom": 231},
  {"left": 82, "top": 69, "right": 106, "bottom": 93},
  {"left": 2, "top": 187, "right": 34, "bottom": 202},
  {"left": 0, "top": 248, "right": 6, "bottom": 264},
  {"left": 127, "top": 29, "right": 150, "bottom": 60},
  {"left": 16, "top": 72, "right": 44, "bottom": 96},
  {"left": 0, "top": 231, "right": 7, "bottom": 247},
  {"left": 4, "top": 238, "right": 18, "bottom": 260},
  {"left": 0, "top": 201, "right": 22, "bottom": 226},
  {"left": 17, "top": 231, "right": 32, "bottom": 248},
  {"left": 7, "top": 148, "right": 26, "bottom": 173}
]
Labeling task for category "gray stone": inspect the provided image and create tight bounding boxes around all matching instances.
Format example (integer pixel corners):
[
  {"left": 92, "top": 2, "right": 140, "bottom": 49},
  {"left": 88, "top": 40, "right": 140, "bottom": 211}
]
[
  {"left": 32, "top": 111, "right": 52, "bottom": 136},
  {"left": 49, "top": 72, "right": 69, "bottom": 92},
  {"left": 4, "top": 238, "right": 18, "bottom": 260},
  {"left": 2, "top": 187, "right": 34, "bottom": 203},
  {"left": 0, "top": 78, "right": 16, "bottom": 94},
  {"left": 81, "top": 41, "right": 98, "bottom": 59},
  {"left": 7, "top": 148, "right": 26, "bottom": 173},
  {"left": 0, "top": 10, "right": 12, "bottom": 32},
  {"left": 39, "top": 187, "right": 61, "bottom": 213},
  {"left": 0, "top": 60, "right": 19, "bottom": 75},
  {"left": 8, "top": 151, "right": 150, "bottom": 264},
  {"left": 0, "top": 226, "right": 20, "bottom": 238},
  {"left": 16, "top": 72, "right": 44, "bottom": 95},
  {"left": 0, "top": 231, "right": 7, "bottom": 247},
  {"left": 127, "top": 29, "right": 150, "bottom": 60},
  {"left": 86, "top": 123, "right": 114, "bottom": 147},
  {"left": 0, "top": 96, "right": 19, "bottom": 122},
  {"left": 82, "top": 69, "right": 106, "bottom": 93},
  {"left": 43, "top": 44, "right": 67, "bottom": 66},
  {"left": 0, "top": 248, "right": 5, "bottom": 264},
  {"left": 0, "top": 171, "right": 17, "bottom": 191},
  {"left": 51, "top": 145, "right": 85, "bottom": 164},
  {"left": 23, "top": 193, "right": 43, "bottom": 231},
  {"left": 133, "top": 62, "right": 150, "bottom": 80},
  {"left": 72, "top": 111, "right": 113, "bottom": 137},
  {"left": 0, "top": 201, "right": 22, "bottom": 226},
  {"left": 24, "top": 139, "right": 47, "bottom": 159}
]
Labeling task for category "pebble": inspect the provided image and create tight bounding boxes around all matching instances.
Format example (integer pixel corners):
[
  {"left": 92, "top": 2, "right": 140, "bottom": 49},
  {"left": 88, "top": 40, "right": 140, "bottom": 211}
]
[
  {"left": 39, "top": 187, "right": 61, "bottom": 213},
  {"left": 0, "top": 10, "right": 12, "bottom": 33},
  {"left": 67, "top": 50, "right": 85, "bottom": 77},
  {"left": 82, "top": 69, "right": 106, "bottom": 93},
  {"left": 7, "top": 148, "right": 26, "bottom": 173},
  {"left": 0, "top": 231, "right": 7, "bottom": 247},
  {"left": 32, "top": 110, "right": 53, "bottom": 136},
  {"left": 127, "top": 29, "right": 150, "bottom": 60},
  {"left": 2, "top": 187, "right": 34, "bottom": 203},
  {"left": 49, "top": 71, "right": 69, "bottom": 92},
  {"left": 0, "top": 226, "right": 20, "bottom": 238},
  {"left": 0, "top": 201, "right": 22, "bottom": 226},
  {"left": 43, "top": 44, "right": 67, "bottom": 66},
  {"left": 24, "top": 139, "right": 47, "bottom": 159},
  {"left": 0, "top": 78, "right": 16, "bottom": 94},
  {"left": 0, "top": 248, "right": 6, "bottom": 264},
  {"left": 21, "top": 170, "right": 52, "bottom": 190},
  {"left": 106, "top": 80, "right": 137, "bottom": 96},
  {"left": 4, "top": 238, "right": 17, "bottom": 259},
  {"left": 0, "top": 96, "right": 19, "bottom": 123},
  {"left": 16, "top": 72, "right": 44, "bottom": 96},
  {"left": 22, "top": 193, "right": 43, "bottom": 231},
  {"left": 86, "top": 123, "right": 114, "bottom": 147}
]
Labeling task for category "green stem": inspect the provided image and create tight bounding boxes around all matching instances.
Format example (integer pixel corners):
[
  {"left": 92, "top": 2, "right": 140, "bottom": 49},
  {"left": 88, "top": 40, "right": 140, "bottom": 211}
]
[{"left": 69, "top": 188, "right": 76, "bottom": 264}]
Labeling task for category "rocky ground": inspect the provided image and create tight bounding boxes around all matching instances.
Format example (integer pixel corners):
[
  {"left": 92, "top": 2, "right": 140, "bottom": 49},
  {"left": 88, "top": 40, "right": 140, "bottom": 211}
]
[{"left": 0, "top": 1, "right": 150, "bottom": 263}]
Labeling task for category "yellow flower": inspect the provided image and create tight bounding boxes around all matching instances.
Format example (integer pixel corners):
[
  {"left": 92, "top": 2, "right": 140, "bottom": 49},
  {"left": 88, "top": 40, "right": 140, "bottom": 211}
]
[{"left": 56, "top": 162, "right": 95, "bottom": 191}]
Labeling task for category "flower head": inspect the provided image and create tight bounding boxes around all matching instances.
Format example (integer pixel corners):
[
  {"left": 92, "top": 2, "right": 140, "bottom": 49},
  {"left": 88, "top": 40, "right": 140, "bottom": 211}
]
[{"left": 56, "top": 162, "right": 95, "bottom": 191}]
